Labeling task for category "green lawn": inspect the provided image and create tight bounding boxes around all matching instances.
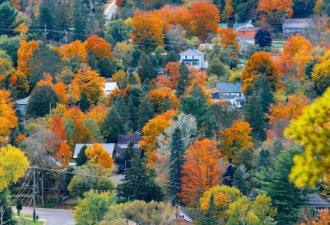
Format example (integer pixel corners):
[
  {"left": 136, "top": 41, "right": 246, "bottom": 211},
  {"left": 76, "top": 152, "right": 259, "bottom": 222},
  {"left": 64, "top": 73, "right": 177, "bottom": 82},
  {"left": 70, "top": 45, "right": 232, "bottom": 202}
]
[
  {"left": 14, "top": 216, "right": 44, "bottom": 225},
  {"left": 272, "top": 41, "right": 286, "bottom": 51}
]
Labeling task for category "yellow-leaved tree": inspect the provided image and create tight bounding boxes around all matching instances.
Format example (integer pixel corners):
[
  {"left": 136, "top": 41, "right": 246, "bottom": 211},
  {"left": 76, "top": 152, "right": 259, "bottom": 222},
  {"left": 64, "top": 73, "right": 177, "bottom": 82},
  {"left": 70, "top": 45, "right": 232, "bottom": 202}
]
[
  {"left": 0, "top": 145, "right": 29, "bottom": 191},
  {"left": 86, "top": 143, "right": 114, "bottom": 170},
  {"left": 285, "top": 87, "right": 330, "bottom": 187},
  {"left": 0, "top": 90, "right": 18, "bottom": 143}
]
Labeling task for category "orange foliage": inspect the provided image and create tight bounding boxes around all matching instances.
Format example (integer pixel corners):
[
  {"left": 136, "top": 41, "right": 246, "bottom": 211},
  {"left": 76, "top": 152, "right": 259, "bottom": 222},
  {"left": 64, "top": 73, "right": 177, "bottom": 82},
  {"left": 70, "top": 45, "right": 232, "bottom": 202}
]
[
  {"left": 189, "top": 67, "right": 207, "bottom": 87},
  {"left": 131, "top": 10, "right": 164, "bottom": 51},
  {"left": 218, "top": 27, "right": 240, "bottom": 59},
  {"left": 277, "top": 34, "right": 313, "bottom": 79},
  {"left": 15, "top": 134, "right": 26, "bottom": 143},
  {"left": 57, "top": 40, "right": 87, "bottom": 62},
  {"left": 179, "top": 139, "right": 225, "bottom": 207},
  {"left": 49, "top": 117, "right": 67, "bottom": 141},
  {"left": 241, "top": 51, "right": 281, "bottom": 93},
  {"left": 86, "top": 143, "right": 114, "bottom": 169},
  {"left": 222, "top": 0, "right": 234, "bottom": 22},
  {"left": 158, "top": 5, "right": 189, "bottom": 32},
  {"left": 257, "top": 0, "right": 293, "bottom": 25},
  {"left": 36, "top": 73, "right": 53, "bottom": 87},
  {"left": 0, "top": 90, "right": 18, "bottom": 143},
  {"left": 300, "top": 210, "right": 330, "bottom": 225},
  {"left": 73, "top": 67, "right": 106, "bottom": 105},
  {"left": 267, "top": 94, "right": 310, "bottom": 139},
  {"left": 53, "top": 82, "right": 69, "bottom": 105},
  {"left": 187, "top": 1, "right": 220, "bottom": 42},
  {"left": 158, "top": 62, "right": 181, "bottom": 89},
  {"left": 147, "top": 88, "right": 179, "bottom": 112},
  {"left": 16, "top": 40, "right": 39, "bottom": 77},
  {"left": 139, "top": 110, "right": 176, "bottom": 166},
  {"left": 58, "top": 142, "right": 72, "bottom": 166},
  {"left": 219, "top": 120, "right": 254, "bottom": 159},
  {"left": 86, "top": 104, "right": 109, "bottom": 125},
  {"left": 85, "top": 35, "right": 114, "bottom": 60}
]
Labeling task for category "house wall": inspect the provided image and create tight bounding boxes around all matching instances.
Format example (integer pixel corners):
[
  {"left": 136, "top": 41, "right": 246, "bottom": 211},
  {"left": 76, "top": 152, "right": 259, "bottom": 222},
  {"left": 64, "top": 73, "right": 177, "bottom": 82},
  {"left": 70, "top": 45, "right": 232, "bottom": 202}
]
[
  {"left": 236, "top": 30, "right": 257, "bottom": 38},
  {"left": 180, "top": 54, "right": 205, "bottom": 69}
]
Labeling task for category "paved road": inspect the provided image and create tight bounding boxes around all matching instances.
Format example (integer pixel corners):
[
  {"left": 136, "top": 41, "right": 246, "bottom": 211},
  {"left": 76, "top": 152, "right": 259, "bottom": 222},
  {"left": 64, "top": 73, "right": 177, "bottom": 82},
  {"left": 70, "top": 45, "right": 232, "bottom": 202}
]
[
  {"left": 104, "top": 0, "right": 118, "bottom": 21},
  {"left": 19, "top": 207, "right": 75, "bottom": 225}
]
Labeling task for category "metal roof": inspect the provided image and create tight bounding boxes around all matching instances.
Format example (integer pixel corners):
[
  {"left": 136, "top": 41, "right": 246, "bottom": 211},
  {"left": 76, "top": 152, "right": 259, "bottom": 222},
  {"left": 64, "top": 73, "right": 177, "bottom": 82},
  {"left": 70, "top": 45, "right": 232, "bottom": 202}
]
[
  {"left": 16, "top": 96, "right": 30, "bottom": 105},
  {"left": 73, "top": 143, "right": 115, "bottom": 158},
  {"left": 305, "top": 194, "right": 330, "bottom": 208},
  {"left": 216, "top": 83, "right": 243, "bottom": 93},
  {"left": 179, "top": 48, "right": 205, "bottom": 56}
]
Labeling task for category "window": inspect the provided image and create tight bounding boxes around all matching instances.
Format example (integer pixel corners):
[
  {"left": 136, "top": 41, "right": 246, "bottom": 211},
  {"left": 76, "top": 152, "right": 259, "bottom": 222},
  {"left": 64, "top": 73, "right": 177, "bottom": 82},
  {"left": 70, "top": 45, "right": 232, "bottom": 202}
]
[
  {"left": 192, "top": 56, "right": 194, "bottom": 59},
  {"left": 185, "top": 55, "right": 187, "bottom": 59},
  {"left": 243, "top": 31, "right": 245, "bottom": 35},
  {"left": 192, "top": 62, "right": 199, "bottom": 66}
]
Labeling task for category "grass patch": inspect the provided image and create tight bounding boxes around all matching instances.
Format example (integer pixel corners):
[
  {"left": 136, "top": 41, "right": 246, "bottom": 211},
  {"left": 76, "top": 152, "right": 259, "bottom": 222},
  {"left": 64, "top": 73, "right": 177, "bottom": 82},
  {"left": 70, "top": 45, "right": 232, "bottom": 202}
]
[{"left": 14, "top": 216, "right": 44, "bottom": 225}]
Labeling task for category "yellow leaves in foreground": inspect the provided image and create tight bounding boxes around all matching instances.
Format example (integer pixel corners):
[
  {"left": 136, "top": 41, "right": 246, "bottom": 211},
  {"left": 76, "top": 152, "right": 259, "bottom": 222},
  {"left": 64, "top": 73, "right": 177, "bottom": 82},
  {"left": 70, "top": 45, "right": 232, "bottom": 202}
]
[
  {"left": 285, "top": 87, "right": 330, "bottom": 187},
  {"left": 0, "top": 145, "right": 29, "bottom": 191},
  {"left": 86, "top": 143, "right": 114, "bottom": 170}
]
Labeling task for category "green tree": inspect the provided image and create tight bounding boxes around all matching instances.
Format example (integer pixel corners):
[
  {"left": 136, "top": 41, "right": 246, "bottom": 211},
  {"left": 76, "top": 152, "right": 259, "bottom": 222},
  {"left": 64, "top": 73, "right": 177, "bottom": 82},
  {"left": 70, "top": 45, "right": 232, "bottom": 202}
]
[
  {"left": 0, "top": 188, "right": 13, "bottom": 225},
  {"left": 26, "top": 85, "right": 59, "bottom": 118},
  {"left": 118, "top": 149, "right": 164, "bottom": 202},
  {"left": 71, "top": 0, "right": 88, "bottom": 41},
  {"left": 97, "top": 57, "right": 114, "bottom": 78},
  {"left": 206, "top": 58, "right": 228, "bottom": 77},
  {"left": 254, "top": 27, "right": 272, "bottom": 48},
  {"left": 137, "top": 97, "right": 155, "bottom": 131},
  {"left": 233, "top": 165, "right": 249, "bottom": 195},
  {"left": 254, "top": 148, "right": 305, "bottom": 224},
  {"left": 137, "top": 52, "right": 157, "bottom": 82},
  {"left": 38, "top": 0, "right": 57, "bottom": 40},
  {"left": 101, "top": 106, "right": 128, "bottom": 142},
  {"left": 257, "top": 148, "right": 272, "bottom": 170},
  {"left": 176, "top": 62, "right": 190, "bottom": 97},
  {"left": 79, "top": 92, "right": 90, "bottom": 112},
  {"left": 105, "top": 19, "right": 131, "bottom": 46},
  {"left": 196, "top": 194, "right": 219, "bottom": 225},
  {"left": 169, "top": 127, "right": 185, "bottom": 202},
  {"left": 244, "top": 94, "right": 267, "bottom": 142},
  {"left": 251, "top": 75, "right": 274, "bottom": 112},
  {"left": 0, "top": 35, "right": 20, "bottom": 66},
  {"left": 28, "top": 42, "right": 63, "bottom": 88},
  {"left": 163, "top": 50, "right": 177, "bottom": 67},
  {"left": 74, "top": 190, "right": 116, "bottom": 225},
  {"left": 0, "top": 2, "right": 22, "bottom": 37},
  {"left": 76, "top": 145, "right": 88, "bottom": 166}
]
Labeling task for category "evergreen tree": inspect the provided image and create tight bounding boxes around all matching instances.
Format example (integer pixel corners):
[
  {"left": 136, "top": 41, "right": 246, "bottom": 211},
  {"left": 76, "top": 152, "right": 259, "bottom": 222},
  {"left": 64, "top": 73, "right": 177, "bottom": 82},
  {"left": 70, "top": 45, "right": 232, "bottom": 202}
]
[
  {"left": 97, "top": 57, "right": 114, "bottom": 78},
  {"left": 38, "top": 0, "right": 57, "bottom": 40},
  {"left": 254, "top": 27, "right": 272, "bottom": 48},
  {"left": 86, "top": 50, "right": 98, "bottom": 70},
  {"left": 26, "top": 85, "right": 59, "bottom": 118},
  {"left": 55, "top": 2, "right": 71, "bottom": 33},
  {"left": 76, "top": 145, "right": 88, "bottom": 166},
  {"left": 137, "top": 52, "right": 157, "bottom": 82},
  {"left": 176, "top": 62, "right": 190, "bottom": 97},
  {"left": 141, "top": 78, "right": 153, "bottom": 94},
  {"left": 0, "top": 35, "right": 20, "bottom": 66},
  {"left": 101, "top": 106, "right": 128, "bottom": 142},
  {"left": 0, "top": 2, "right": 23, "bottom": 37},
  {"left": 0, "top": 188, "right": 13, "bottom": 225},
  {"left": 206, "top": 58, "right": 227, "bottom": 77},
  {"left": 112, "top": 94, "right": 131, "bottom": 130},
  {"left": 233, "top": 165, "right": 249, "bottom": 195},
  {"left": 161, "top": 95, "right": 172, "bottom": 113},
  {"left": 254, "top": 148, "right": 306, "bottom": 225},
  {"left": 105, "top": 19, "right": 131, "bottom": 46},
  {"left": 244, "top": 94, "right": 267, "bottom": 142},
  {"left": 163, "top": 50, "right": 177, "bottom": 66},
  {"left": 128, "top": 73, "right": 138, "bottom": 85},
  {"left": 251, "top": 75, "right": 274, "bottom": 112},
  {"left": 80, "top": 92, "right": 90, "bottom": 112},
  {"left": 28, "top": 42, "right": 63, "bottom": 88},
  {"left": 257, "top": 148, "right": 272, "bottom": 170},
  {"left": 169, "top": 128, "right": 185, "bottom": 201},
  {"left": 72, "top": 0, "right": 88, "bottom": 41},
  {"left": 137, "top": 97, "right": 155, "bottom": 130},
  {"left": 118, "top": 149, "right": 164, "bottom": 202},
  {"left": 196, "top": 194, "right": 219, "bottom": 225},
  {"left": 128, "top": 96, "right": 138, "bottom": 131}
]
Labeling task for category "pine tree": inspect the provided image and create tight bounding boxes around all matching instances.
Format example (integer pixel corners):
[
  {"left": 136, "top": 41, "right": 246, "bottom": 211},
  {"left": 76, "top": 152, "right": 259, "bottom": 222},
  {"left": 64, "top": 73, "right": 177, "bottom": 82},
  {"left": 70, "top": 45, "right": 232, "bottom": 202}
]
[
  {"left": 233, "top": 165, "right": 248, "bottom": 195},
  {"left": 163, "top": 50, "right": 177, "bottom": 67},
  {"left": 101, "top": 106, "right": 128, "bottom": 142},
  {"left": 118, "top": 149, "right": 164, "bottom": 202},
  {"left": 257, "top": 148, "right": 272, "bottom": 170},
  {"left": 244, "top": 94, "right": 267, "bottom": 142},
  {"left": 72, "top": 0, "right": 88, "bottom": 41},
  {"left": 97, "top": 57, "right": 114, "bottom": 78},
  {"left": 254, "top": 27, "right": 272, "bottom": 48},
  {"left": 128, "top": 97, "right": 138, "bottom": 131},
  {"left": 169, "top": 128, "right": 185, "bottom": 201},
  {"left": 176, "top": 62, "right": 190, "bottom": 97},
  {"left": 137, "top": 52, "right": 157, "bottom": 82},
  {"left": 251, "top": 75, "right": 274, "bottom": 112},
  {"left": 161, "top": 95, "right": 172, "bottom": 113},
  {"left": 0, "top": 2, "right": 23, "bottom": 37},
  {"left": 26, "top": 85, "right": 59, "bottom": 118},
  {"left": 80, "top": 92, "right": 90, "bottom": 112},
  {"left": 0, "top": 188, "right": 13, "bottom": 224},
  {"left": 76, "top": 145, "right": 88, "bottom": 166},
  {"left": 112, "top": 94, "right": 132, "bottom": 131},
  {"left": 196, "top": 194, "right": 219, "bottom": 225},
  {"left": 38, "top": 0, "right": 57, "bottom": 40},
  {"left": 137, "top": 97, "right": 155, "bottom": 130}
]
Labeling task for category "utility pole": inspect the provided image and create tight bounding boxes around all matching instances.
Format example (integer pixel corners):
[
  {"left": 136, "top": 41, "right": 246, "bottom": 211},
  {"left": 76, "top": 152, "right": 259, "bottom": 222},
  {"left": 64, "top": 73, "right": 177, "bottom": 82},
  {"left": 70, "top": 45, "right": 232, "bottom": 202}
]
[
  {"left": 1, "top": 205, "right": 3, "bottom": 225},
  {"left": 41, "top": 172, "right": 44, "bottom": 207},
  {"left": 32, "top": 166, "right": 36, "bottom": 221}
]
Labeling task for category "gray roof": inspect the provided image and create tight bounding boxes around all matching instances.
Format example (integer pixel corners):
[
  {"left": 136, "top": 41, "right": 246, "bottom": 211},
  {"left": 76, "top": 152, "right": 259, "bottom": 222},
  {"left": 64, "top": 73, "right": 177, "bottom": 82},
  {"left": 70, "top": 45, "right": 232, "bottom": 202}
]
[
  {"left": 73, "top": 143, "right": 115, "bottom": 158},
  {"left": 216, "top": 83, "right": 243, "bottom": 93},
  {"left": 16, "top": 96, "right": 30, "bottom": 105},
  {"left": 117, "top": 131, "right": 142, "bottom": 144},
  {"left": 179, "top": 48, "right": 205, "bottom": 56},
  {"left": 305, "top": 193, "right": 330, "bottom": 208}
]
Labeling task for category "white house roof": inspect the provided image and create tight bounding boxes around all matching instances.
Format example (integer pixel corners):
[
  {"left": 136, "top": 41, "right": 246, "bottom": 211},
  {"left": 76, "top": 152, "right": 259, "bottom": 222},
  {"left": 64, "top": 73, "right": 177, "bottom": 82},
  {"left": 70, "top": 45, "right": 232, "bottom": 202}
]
[
  {"left": 104, "top": 82, "right": 119, "bottom": 92},
  {"left": 234, "top": 20, "right": 254, "bottom": 31},
  {"left": 179, "top": 48, "right": 205, "bottom": 56},
  {"left": 216, "top": 83, "right": 243, "bottom": 93},
  {"left": 283, "top": 18, "right": 312, "bottom": 28},
  {"left": 73, "top": 143, "right": 115, "bottom": 158},
  {"left": 16, "top": 96, "right": 30, "bottom": 105}
]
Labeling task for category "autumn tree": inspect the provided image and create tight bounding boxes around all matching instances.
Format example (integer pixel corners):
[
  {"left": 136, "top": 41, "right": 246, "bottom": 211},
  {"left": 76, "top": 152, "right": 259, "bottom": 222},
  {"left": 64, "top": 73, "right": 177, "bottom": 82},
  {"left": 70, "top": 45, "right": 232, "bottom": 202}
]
[
  {"left": 0, "top": 90, "right": 18, "bottom": 143},
  {"left": 86, "top": 143, "right": 114, "bottom": 170},
  {"left": 131, "top": 10, "right": 164, "bottom": 52},
  {"left": 311, "top": 50, "right": 330, "bottom": 95},
  {"left": 285, "top": 88, "right": 330, "bottom": 187},
  {"left": 84, "top": 35, "right": 114, "bottom": 60},
  {"left": 0, "top": 145, "right": 29, "bottom": 191},
  {"left": 72, "top": 67, "right": 105, "bottom": 106},
  {"left": 147, "top": 88, "right": 179, "bottom": 113},
  {"left": 241, "top": 51, "right": 280, "bottom": 95},
  {"left": 16, "top": 40, "right": 39, "bottom": 77},
  {"left": 222, "top": 0, "right": 234, "bottom": 22},
  {"left": 257, "top": 0, "right": 293, "bottom": 27},
  {"left": 179, "top": 139, "right": 225, "bottom": 207},
  {"left": 218, "top": 28, "right": 240, "bottom": 58},
  {"left": 267, "top": 94, "right": 309, "bottom": 139},
  {"left": 58, "top": 142, "right": 72, "bottom": 166},
  {"left": 219, "top": 120, "right": 254, "bottom": 159},
  {"left": 187, "top": 1, "right": 220, "bottom": 42}
]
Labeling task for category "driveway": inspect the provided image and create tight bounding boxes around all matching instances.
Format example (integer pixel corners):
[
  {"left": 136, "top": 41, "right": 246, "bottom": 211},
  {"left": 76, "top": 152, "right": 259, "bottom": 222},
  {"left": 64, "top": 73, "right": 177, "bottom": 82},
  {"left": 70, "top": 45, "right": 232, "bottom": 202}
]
[
  {"left": 19, "top": 207, "right": 75, "bottom": 225},
  {"left": 104, "top": 0, "right": 118, "bottom": 21}
]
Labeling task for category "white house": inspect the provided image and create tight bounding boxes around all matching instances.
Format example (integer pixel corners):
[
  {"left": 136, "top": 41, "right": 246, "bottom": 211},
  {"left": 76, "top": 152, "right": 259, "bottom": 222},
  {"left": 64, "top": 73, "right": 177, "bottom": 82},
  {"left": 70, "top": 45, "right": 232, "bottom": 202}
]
[
  {"left": 73, "top": 143, "right": 115, "bottom": 159},
  {"left": 179, "top": 48, "right": 208, "bottom": 69},
  {"left": 16, "top": 96, "right": 30, "bottom": 122},
  {"left": 305, "top": 193, "right": 330, "bottom": 213},
  {"left": 178, "top": 206, "right": 193, "bottom": 224},
  {"left": 103, "top": 82, "right": 120, "bottom": 96},
  {"left": 212, "top": 83, "right": 245, "bottom": 108},
  {"left": 282, "top": 18, "right": 312, "bottom": 35}
]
